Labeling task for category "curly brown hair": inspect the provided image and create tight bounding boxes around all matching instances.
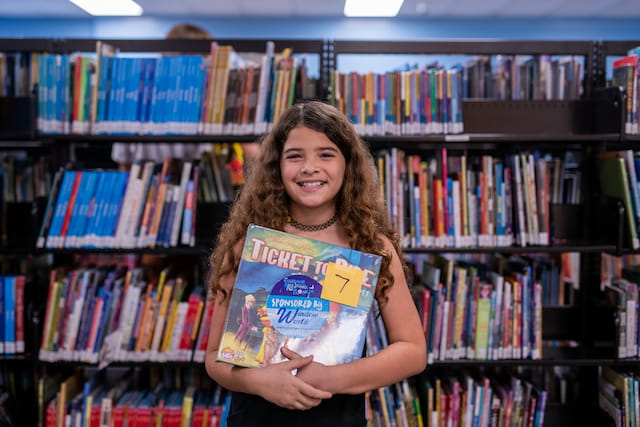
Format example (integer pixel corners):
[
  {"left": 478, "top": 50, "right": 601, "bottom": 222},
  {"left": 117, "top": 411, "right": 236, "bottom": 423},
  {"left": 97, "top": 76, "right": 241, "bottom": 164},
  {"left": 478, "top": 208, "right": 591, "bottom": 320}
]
[{"left": 208, "top": 101, "right": 405, "bottom": 306}]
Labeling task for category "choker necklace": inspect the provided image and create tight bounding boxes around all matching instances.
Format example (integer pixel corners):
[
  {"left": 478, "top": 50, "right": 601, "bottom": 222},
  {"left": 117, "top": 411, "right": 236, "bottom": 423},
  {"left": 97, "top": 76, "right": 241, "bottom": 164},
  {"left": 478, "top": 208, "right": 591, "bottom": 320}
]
[{"left": 287, "top": 214, "right": 337, "bottom": 232}]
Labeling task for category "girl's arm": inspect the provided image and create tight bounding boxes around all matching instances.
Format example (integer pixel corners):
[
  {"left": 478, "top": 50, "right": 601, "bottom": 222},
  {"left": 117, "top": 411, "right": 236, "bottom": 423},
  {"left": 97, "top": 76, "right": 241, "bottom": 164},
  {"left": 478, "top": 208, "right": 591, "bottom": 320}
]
[
  {"left": 287, "top": 236, "right": 427, "bottom": 394},
  {"left": 204, "top": 269, "right": 333, "bottom": 410}
]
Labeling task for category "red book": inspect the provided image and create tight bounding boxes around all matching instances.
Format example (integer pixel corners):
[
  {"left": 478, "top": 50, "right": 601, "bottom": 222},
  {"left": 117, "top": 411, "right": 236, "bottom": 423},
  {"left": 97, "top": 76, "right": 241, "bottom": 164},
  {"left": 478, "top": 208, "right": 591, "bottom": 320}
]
[
  {"left": 89, "top": 400, "right": 102, "bottom": 427},
  {"left": 193, "top": 298, "right": 215, "bottom": 362},
  {"left": 46, "top": 397, "right": 57, "bottom": 427},
  {"left": 420, "top": 288, "right": 432, "bottom": 342},
  {"left": 112, "top": 391, "right": 139, "bottom": 427},
  {"left": 59, "top": 171, "right": 83, "bottom": 240},
  {"left": 15, "top": 275, "right": 25, "bottom": 353},
  {"left": 192, "top": 404, "right": 206, "bottom": 427},
  {"left": 178, "top": 289, "right": 204, "bottom": 360},
  {"left": 85, "top": 297, "right": 104, "bottom": 355}
]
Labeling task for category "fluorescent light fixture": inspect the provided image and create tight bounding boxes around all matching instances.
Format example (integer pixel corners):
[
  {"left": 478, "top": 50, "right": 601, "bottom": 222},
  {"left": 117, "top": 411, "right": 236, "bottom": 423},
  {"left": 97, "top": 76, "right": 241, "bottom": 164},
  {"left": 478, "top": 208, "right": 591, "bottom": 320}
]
[
  {"left": 69, "top": 0, "right": 143, "bottom": 16},
  {"left": 344, "top": 0, "right": 404, "bottom": 17}
]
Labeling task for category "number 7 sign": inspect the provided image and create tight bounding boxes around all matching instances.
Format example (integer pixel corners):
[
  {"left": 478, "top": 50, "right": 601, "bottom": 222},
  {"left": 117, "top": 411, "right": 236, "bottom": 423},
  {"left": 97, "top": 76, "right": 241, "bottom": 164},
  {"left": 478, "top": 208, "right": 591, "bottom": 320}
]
[{"left": 320, "top": 262, "right": 365, "bottom": 307}]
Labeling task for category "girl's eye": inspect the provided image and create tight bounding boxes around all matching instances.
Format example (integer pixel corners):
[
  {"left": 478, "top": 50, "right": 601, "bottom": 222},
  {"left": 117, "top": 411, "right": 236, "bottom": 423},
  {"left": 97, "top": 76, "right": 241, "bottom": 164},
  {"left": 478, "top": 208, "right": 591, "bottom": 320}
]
[
  {"left": 320, "top": 152, "right": 335, "bottom": 158},
  {"left": 285, "top": 154, "right": 302, "bottom": 160}
]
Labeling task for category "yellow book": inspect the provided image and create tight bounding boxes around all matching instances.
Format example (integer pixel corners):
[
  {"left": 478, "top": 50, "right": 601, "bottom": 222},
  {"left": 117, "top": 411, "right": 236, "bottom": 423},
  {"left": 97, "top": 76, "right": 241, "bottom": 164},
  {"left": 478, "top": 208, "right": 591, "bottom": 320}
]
[
  {"left": 213, "top": 46, "right": 232, "bottom": 127},
  {"left": 378, "top": 387, "right": 391, "bottom": 426},
  {"left": 205, "top": 43, "right": 220, "bottom": 128},
  {"left": 133, "top": 284, "right": 153, "bottom": 352},
  {"left": 161, "top": 278, "right": 186, "bottom": 353},
  {"left": 602, "top": 366, "right": 631, "bottom": 427},
  {"left": 180, "top": 386, "right": 196, "bottom": 427},
  {"left": 420, "top": 161, "right": 430, "bottom": 243},
  {"left": 460, "top": 154, "right": 468, "bottom": 240},
  {"left": 40, "top": 273, "right": 60, "bottom": 353},
  {"left": 453, "top": 265, "right": 468, "bottom": 358},
  {"left": 57, "top": 372, "right": 82, "bottom": 427},
  {"left": 434, "top": 378, "right": 441, "bottom": 427},
  {"left": 150, "top": 279, "right": 174, "bottom": 356},
  {"left": 202, "top": 41, "right": 219, "bottom": 131}
]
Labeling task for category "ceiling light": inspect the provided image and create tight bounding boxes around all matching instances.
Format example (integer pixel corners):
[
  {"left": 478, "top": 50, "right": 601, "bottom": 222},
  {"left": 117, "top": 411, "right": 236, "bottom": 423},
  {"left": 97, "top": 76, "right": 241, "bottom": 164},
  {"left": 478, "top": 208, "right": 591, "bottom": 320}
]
[
  {"left": 344, "top": 0, "right": 405, "bottom": 17},
  {"left": 69, "top": 0, "right": 143, "bottom": 16}
]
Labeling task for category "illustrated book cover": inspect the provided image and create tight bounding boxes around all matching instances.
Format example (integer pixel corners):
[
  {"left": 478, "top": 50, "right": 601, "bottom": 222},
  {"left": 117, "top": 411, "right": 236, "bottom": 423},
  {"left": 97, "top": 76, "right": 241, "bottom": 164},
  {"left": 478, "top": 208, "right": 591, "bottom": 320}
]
[{"left": 217, "top": 224, "right": 382, "bottom": 368}]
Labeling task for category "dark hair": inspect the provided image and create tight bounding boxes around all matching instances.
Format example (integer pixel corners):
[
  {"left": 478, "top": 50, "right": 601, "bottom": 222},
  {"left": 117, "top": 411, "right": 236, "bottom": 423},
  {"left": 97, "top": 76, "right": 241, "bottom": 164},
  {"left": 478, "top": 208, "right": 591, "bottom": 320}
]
[
  {"left": 165, "top": 23, "right": 212, "bottom": 40},
  {"left": 209, "top": 101, "right": 404, "bottom": 306}
]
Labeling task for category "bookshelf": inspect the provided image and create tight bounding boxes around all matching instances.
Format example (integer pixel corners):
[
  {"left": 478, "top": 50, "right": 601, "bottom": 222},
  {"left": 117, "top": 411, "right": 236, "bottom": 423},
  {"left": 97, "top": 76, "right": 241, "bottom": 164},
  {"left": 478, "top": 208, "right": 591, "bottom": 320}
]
[
  {"left": 328, "top": 38, "right": 638, "bottom": 426},
  {"left": 0, "top": 36, "right": 638, "bottom": 426}
]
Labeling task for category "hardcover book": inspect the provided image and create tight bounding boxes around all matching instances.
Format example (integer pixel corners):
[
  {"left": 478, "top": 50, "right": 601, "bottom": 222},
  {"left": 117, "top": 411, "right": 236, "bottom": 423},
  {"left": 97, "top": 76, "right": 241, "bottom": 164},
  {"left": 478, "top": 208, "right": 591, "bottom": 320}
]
[{"left": 217, "top": 224, "right": 382, "bottom": 368}]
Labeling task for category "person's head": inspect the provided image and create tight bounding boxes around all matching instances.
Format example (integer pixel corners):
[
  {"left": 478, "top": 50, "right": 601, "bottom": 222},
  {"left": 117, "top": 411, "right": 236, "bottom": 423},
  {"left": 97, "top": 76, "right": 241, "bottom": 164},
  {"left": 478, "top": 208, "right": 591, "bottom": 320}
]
[
  {"left": 261, "top": 101, "right": 368, "bottom": 218},
  {"left": 210, "top": 101, "right": 403, "bottom": 305},
  {"left": 165, "top": 23, "right": 212, "bottom": 40},
  {"left": 244, "top": 294, "right": 256, "bottom": 306}
]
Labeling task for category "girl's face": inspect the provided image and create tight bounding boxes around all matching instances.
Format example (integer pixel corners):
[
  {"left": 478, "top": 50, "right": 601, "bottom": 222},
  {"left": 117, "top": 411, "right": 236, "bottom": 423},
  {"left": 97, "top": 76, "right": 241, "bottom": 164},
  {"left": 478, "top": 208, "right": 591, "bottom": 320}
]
[{"left": 280, "top": 126, "right": 346, "bottom": 215}]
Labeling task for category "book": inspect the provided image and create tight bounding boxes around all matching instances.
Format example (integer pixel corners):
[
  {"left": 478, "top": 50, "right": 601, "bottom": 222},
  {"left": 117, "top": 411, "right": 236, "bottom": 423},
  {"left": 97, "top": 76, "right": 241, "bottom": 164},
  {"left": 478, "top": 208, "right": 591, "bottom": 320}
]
[
  {"left": 598, "top": 154, "right": 640, "bottom": 250},
  {"left": 217, "top": 224, "right": 382, "bottom": 368}
]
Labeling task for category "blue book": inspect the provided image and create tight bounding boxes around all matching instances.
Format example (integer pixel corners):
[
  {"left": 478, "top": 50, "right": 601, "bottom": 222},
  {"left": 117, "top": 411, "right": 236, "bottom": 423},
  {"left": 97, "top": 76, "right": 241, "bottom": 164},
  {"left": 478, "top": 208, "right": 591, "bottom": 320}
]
[
  {"left": 75, "top": 269, "right": 102, "bottom": 355},
  {"left": 91, "top": 276, "right": 115, "bottom": 357},
  {"left": 46, "top": 170, "right": 77, "bottom": 248},
  {"left": 106, "top": 57, "right": 120, "bottom": 132},
  {"left": 93, "top": 171, "right": 117, "bottom": 247},
  {"left": 72, "top": 171, "right": 100, "bottom": 246},
  {"left": 64, "top": 171, "right": 91, "bottom": 248},
  {"left": 96, "top": 55, "right": 113, "bottom": 133},
  {"left": 4, "top": 276, "right": 15, "bottom": 354},
  {"left": 125, "top": 57, "right": 142, "bottom": 134},
  {"left": 102, "top": 172, "right": 129, "bottom": 247},
  {"left": 84, "top": 171, "right": 108, "bottom": 247},
  {"left": 217, "top": 224, "right": 382, "bottom": 368},
  {"left": 0, "top": 277, "right": 4, "bottom": 353},
  {"left": 82, "top": 171, "right": 107, "bottom": 247}
]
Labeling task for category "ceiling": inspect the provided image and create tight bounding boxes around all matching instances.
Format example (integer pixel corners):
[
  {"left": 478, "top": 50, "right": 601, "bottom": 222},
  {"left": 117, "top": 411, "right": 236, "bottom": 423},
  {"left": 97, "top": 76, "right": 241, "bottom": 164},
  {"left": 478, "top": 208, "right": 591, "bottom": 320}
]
[{"left": 2, "top": 0, "right": 640, "bottom": 18}]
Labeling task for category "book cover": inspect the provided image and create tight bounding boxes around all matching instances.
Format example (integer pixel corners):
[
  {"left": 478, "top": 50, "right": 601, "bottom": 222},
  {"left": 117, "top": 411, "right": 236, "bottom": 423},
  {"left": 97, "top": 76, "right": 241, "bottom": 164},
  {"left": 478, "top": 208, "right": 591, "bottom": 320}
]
[{"left": 217, "top": 224, "right": 382, "bottom": 368}]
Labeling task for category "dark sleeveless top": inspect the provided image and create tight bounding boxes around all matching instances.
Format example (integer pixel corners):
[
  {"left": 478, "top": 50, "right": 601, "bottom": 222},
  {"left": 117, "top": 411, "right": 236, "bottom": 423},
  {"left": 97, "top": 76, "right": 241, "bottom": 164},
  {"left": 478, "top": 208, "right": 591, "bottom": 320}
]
[{"left": 226, "top": 391, "right": 366, "bottom": 427}]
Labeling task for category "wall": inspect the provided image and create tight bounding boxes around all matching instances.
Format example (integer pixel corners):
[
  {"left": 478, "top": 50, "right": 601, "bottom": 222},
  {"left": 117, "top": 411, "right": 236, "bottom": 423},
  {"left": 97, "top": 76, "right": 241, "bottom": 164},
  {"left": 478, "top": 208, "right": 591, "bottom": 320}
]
[{"left": 0, "top": 16, "right": 639, "bottom": 40}]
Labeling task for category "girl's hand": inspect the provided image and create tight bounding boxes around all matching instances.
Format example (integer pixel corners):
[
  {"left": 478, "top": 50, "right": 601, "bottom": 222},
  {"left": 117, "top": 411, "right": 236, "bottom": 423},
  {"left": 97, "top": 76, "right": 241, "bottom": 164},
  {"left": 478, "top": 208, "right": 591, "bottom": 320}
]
[
  {"left": 280, "top": 346, "right": 333, "bottom": 393},
  {"left": 254, "top": 354, "right": 332, "bottom": 410}
]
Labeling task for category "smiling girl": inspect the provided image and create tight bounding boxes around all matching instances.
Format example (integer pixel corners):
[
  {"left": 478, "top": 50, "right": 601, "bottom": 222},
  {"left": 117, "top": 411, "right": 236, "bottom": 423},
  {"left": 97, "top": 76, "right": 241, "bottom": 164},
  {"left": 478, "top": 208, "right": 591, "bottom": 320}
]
[{"left": 205, "top": 100, "right": 426, "bottom": 426}]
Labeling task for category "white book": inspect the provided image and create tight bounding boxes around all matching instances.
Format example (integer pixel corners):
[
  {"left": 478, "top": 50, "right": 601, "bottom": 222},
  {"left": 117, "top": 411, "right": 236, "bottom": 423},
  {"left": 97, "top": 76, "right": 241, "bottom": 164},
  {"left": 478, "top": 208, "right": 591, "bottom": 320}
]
[
  {"left": 116, "top": 284, "right": 142, "bottom": 361},
  {"left": 169, "top": 161, "right": 193, "bottom": 247},
  {"left": 113, "top": 162, "right": 141, "bottom": 247},
  {"left": 169, "top": 302, "right": 189, "bottom": 361},
  {"left": 253, "top": 41, "right": 275, "bottom": 134}
]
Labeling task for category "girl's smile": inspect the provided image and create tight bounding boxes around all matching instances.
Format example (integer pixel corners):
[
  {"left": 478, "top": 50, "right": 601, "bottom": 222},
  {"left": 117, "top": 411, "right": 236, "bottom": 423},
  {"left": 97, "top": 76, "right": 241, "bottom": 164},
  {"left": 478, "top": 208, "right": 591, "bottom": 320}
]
[{"left": 280, "top": 125, "right": 346, "bottom": 221}]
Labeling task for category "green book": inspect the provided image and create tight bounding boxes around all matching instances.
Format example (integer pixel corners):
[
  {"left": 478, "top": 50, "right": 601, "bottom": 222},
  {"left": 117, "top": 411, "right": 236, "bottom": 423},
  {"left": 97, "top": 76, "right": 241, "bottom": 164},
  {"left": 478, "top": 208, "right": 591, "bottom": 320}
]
[{"left": 598, "top": 155, "right": 640, "bottom": 250}]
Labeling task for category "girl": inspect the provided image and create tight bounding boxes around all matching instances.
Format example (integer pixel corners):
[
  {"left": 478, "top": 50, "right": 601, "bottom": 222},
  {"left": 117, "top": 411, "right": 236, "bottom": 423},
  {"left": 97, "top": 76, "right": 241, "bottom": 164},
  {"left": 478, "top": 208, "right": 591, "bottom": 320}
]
[{"left": 205, "top": 100, "right": 426, "bottom": 426}]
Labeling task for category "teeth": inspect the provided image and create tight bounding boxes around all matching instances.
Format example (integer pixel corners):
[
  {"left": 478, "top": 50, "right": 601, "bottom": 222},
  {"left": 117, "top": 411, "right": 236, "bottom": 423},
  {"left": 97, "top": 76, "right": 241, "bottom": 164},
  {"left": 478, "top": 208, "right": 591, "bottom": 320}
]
[{"left": 299, "top": 181, "right": 324, "bottom": 188}]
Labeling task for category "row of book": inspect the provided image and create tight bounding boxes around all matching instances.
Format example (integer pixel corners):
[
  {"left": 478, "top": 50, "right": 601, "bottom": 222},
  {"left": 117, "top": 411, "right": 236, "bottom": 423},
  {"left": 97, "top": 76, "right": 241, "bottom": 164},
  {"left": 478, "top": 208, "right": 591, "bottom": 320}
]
[
  {"left": 35, "top": 40, "right": 317, "bottom": 136},
  {"left": 45, "top": 369, "right": 230, "bottom": 427},
  {"left": 598, "top": 150, "right": 640, "bottom": 250},
  {"left": 39, "top": 266, "right": 214, "bottom": 365},
  {"left": 0, "top": 154, "right": 51, "bottom": 203},
  {"left": 611, "top": 45, "right": 640, "bottom": 135},
  {"left": 0, "top": 275, "right": 25, "bottom": 354},
  {"left": 377, "top": 148, "right": 582, "bottom": 249},
  {"left": 330, "top": 68, "right": 465, "bottom": 136},
  {"left": 367, "top": 298, "right": 548, "bottom": 427},
  {"left": 0, "top": 52, "right": 36, "bottom": 97},
  {"left": 463, "top": 55, "right": 583, "bottom": 101},
  {"left": 414, "top": 254, "right": 550, "bottom": 363},
  {"left": 599, "top": 366, "right": 640, "bottom": 427},
  {"left": 600, "top": 255, "right": 640, "bottom": 359},
  {"left": 329, "top": 55, "right": 584, "bottom": 137},
  {"left": 36, "top": 151, "right": 235, "bottom": 249},
  {"left": 367, "top": 310, "right": 553, "bottom": 427},
  {"left": 417, "top": 373, "right": 547, "bottom": 427}
]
